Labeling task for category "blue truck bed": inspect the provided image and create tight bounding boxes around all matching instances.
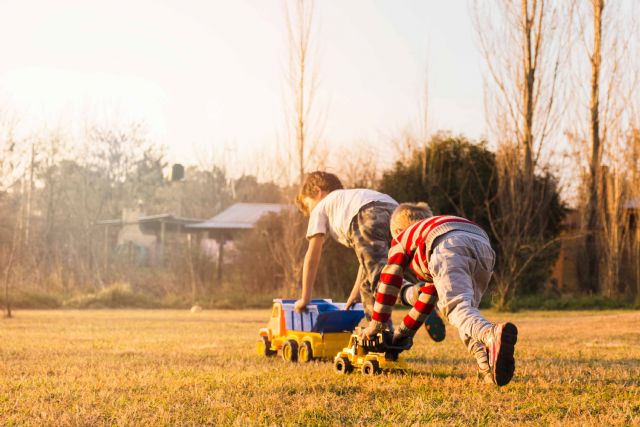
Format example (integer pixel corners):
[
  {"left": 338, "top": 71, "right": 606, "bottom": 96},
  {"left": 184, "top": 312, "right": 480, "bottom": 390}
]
[{"left": 275, "top": 299, "right": 365, "bottom": 333}]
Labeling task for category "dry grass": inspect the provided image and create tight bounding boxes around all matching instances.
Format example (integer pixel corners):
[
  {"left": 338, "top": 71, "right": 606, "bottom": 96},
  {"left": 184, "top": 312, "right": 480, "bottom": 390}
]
[{"left": 1, "top": 309, "right": 639, "bottom": 426}]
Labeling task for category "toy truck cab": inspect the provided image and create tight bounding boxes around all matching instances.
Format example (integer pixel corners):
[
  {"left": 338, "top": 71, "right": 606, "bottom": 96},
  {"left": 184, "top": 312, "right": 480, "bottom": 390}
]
[
  {"left": 257, "top": 299, "right": 364, "bottom": 363},
  {"left": 334, "top": 329, "right": 407, "bottom": 375}
]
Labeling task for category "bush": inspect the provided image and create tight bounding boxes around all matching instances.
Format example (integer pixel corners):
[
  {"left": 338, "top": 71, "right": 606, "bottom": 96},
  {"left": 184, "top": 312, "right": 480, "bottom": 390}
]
[
  {"left": 0, "top": 290, "right": 63, "bottom": 309},
  {"left": 63, "top": 282, "right": 159, "bottom": 309},
  {"left": 379, "top": 133, "right": 497, "bottom": 233}
]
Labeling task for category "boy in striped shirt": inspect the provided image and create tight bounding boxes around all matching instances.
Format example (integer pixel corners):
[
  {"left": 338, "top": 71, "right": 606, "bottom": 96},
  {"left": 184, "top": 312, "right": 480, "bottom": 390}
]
[{"left": 361, "top": 203, "right": 519, "bottom": 386}]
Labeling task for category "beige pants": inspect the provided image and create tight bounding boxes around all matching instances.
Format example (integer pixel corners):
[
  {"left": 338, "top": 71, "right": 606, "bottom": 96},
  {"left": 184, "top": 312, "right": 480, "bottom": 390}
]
[{"left": 429, "top": 231, "right": 496, "bottom": 346}]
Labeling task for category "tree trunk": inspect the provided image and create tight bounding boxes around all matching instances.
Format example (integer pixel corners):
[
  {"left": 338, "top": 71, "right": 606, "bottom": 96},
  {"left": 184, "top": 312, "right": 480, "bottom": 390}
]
[
  {"left": 298, "top": 13, "right": 305, "bottom": 188},
  {"left": 585, "top": 0, "right": 603, "bottom": 293},
  {"left": 521, "top": 0, "right": 535, "bottom": 182},
  {"left": 3, "top": 250, "right": 13, "bottom": 318}
]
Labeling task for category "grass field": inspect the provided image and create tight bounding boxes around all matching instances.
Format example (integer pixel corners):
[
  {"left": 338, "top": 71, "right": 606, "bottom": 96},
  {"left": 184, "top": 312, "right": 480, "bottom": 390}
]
[{"left": 1, "top": 309, "right": 639, "bottom": 426}]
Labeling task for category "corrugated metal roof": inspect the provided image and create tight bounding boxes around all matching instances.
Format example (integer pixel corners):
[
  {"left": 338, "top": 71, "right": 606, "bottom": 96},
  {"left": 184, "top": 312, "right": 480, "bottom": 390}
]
[{"left": 187, "top": 203, "right": 291, "bottom": 230}]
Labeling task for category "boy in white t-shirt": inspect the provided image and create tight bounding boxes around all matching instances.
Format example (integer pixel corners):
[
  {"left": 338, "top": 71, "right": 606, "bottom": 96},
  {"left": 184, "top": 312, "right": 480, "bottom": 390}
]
[{"left": 293, "top": 171, "right": 398, "bottom": 320}]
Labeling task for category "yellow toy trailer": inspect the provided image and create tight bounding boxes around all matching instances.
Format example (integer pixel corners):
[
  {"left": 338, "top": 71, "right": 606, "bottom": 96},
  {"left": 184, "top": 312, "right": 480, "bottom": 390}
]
[
  {"left": 257, "top": 299, "right": 365, "bottom": 363},
  {"left": 334, "top": 329, "right": 407, "bottom": 375}
]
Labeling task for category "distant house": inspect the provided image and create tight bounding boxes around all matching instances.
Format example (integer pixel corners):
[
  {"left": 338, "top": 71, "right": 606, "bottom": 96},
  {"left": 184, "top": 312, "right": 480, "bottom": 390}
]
[
  {"left": 96, "top": 208, "right": 203, "bottom": 266},
  {"left": 187, "top": 202, "right": 289, "bottom": 238},
  {"left": 187, "top": 203, "right": 290, "bottom": 279},
  {"left": 96, "top": 203, "right": 290, "bottom": 271}
]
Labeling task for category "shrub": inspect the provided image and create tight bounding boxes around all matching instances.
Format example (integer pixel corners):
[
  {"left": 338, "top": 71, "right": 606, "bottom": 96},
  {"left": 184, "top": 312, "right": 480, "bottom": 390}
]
[
  {"left": 63, "top": 282, "right": 158, "bottom": 309},
  {"left": 0, "top": 290, "right": 63, "bottom": 309}
]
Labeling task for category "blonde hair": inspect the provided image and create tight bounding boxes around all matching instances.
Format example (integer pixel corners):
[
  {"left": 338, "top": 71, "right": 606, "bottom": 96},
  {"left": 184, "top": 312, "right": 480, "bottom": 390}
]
[{"left": 391, "top": 202, "right": 433, "bottom": 234}]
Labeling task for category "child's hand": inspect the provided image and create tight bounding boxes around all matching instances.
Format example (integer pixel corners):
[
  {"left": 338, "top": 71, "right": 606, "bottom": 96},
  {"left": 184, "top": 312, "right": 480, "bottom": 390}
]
[
  {"left": 344, "top": 294, "right": 361, "bottom": 311},
  {"left": 392, "top": 332, "right": 414, "bottom": 351},
  {"left": 359, "top": 325, "right": 377, "bottom": 340},
  {"left": 359, "top": 321, "right": 385, "bottom": 340},
  {"left": 294, "top": 298, "right": 309, "bottom": 313}
]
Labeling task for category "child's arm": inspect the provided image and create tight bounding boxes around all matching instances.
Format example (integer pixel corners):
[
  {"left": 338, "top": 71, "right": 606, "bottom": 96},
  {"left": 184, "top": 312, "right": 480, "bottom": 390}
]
[
  {"left": 294, "top": 234, "right": 325, "bottom": 312},
  {"left": 396, "top": 283, "right": 438, "bottom": 337},
  {"left": 344, "top": 266, "right": 363, "bottom": 310},
  {"left": 344, "top": 281, "right": 361, "bottom": 310},
  {"left": 360, "top": 241, "right": 410, "bottom": 338}
]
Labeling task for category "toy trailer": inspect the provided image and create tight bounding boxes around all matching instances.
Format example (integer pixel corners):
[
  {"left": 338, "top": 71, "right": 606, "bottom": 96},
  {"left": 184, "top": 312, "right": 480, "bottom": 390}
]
[
  {"left": 257, "top": 299, "right": 364, "bottom": 363},
  {"left": 334, "top": 329, "right": 407, "bottom": 375}
]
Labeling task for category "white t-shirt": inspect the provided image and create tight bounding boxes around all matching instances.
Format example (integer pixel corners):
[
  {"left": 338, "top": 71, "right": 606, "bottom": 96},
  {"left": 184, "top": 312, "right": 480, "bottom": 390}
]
[{"left": 306, "top": 189, "right": 398, "bottom": 246}]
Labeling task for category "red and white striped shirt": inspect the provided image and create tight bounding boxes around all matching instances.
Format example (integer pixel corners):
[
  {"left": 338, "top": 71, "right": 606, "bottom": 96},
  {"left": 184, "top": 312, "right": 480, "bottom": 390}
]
[{"left": 372, "top": 215, "right": 486, "bottom": 326}]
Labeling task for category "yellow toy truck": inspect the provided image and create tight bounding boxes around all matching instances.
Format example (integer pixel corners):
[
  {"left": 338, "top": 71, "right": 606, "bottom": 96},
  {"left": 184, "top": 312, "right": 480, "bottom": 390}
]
[
  {"left": 334, "top": 328, "right": 407, "bottom": 375},
  {"left": 257, "top": 299, "right": 365, "bottom": 363}
]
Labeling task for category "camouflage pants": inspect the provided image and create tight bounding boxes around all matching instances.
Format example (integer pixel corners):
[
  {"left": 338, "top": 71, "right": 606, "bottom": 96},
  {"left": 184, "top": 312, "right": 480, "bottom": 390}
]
[{"left": 346, "top": 202, "right": 397, "bottom": 320}]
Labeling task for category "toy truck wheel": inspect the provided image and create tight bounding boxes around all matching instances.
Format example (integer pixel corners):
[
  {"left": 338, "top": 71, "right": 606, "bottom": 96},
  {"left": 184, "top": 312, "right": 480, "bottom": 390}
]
[
  {"left": 334, "top": 357, "right": 353, "bottom": 374},
  {"left": 282, "top": 339, "right": 299, "bottom": 362},
  {"left": 298, "top": 341, "right": 313, "bottom": 363},
  {"left": 258, "top": 336, "right": 276, "bottom": 357},
  {"left": 362, "top": 360, "right": 381, "bottom": 376}
]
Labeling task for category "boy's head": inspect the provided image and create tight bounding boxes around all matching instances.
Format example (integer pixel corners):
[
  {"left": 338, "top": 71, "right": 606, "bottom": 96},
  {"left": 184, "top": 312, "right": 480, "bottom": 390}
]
[
  {"left": 295, "top": 171, "right": 344, "bottom": 216},
  {"left": 390, "top": 202, "right": 433, "bottom": 239}
]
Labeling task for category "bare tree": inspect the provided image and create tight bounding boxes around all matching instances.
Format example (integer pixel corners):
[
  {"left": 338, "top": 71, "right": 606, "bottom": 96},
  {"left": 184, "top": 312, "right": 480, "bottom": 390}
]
[
  {"left": 485, "top": 145, "right": 564, "bottom": 309},
  {"left": 264, "top": 208, "right": 307, "bottom": 297},
  {"left": 0, "top": 112, "right": 25, "bottom": 318},
  {"left": 335, "top": 140, "right": 380, "bottom": 189},
  {"left": 471, "top": 0, "right": 567, "bottom": 308},
  {"left": 472, "top": 0, "right": 566, "bottom": 180},
  {"left": 569, "top": 0, "right": 638, "bottom": 293},
  {"left": 584, "top": 0, "right": 605, "bottom": 293},
  {"left": 600, "top": 169, "right": 626, "bottom": 296},
  {"left": 629, "top": 128, "right": 640, "bottom": 304},
  {"left": 388, "top": 67, "right": 431, "bottom": 168},
  {"left": 591, "top": 125, "right": 639, "bottom": 299},
  {"left": 283, "top": 0, "right": 326, "bottom": 186}
]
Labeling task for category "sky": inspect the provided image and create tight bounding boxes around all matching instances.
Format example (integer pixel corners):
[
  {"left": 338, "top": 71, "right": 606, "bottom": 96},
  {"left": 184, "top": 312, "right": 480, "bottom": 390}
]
[{"left": 0, "top": 0, "right": 485, "bottom": 178}]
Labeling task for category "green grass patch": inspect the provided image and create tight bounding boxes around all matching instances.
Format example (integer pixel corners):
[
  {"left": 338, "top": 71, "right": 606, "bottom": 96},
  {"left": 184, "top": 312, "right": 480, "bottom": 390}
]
[{"left": 514, "top": 294, "right": 632, "bottom": 310}]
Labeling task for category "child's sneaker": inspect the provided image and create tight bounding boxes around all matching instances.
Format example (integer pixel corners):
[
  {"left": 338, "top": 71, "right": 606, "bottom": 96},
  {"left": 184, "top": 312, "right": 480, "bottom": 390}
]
[
  {"left": 423, "top": 310, "right": 446, "bottom": 342},
  {"left": 477, "top": 366, "right": 494, "bottom": 384},
  {"left": 469, "top": 340, "right": 493, "bottom": 384},
  {"left": 483, "top": 322, "right": 518, "bottom": 386}
]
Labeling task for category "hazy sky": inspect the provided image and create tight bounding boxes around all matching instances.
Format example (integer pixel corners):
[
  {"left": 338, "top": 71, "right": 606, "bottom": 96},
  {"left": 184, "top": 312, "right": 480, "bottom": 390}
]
[{"left": 0, "top": 0, "right": 485, "bottom": 175}]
